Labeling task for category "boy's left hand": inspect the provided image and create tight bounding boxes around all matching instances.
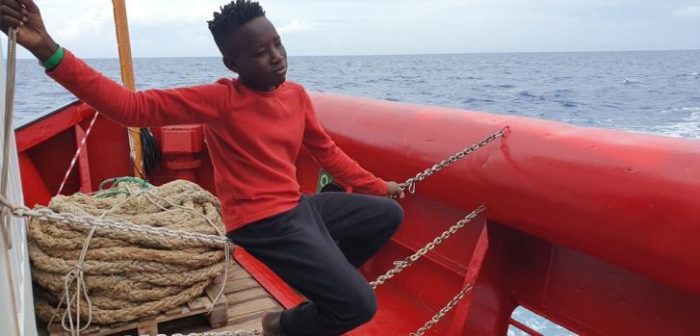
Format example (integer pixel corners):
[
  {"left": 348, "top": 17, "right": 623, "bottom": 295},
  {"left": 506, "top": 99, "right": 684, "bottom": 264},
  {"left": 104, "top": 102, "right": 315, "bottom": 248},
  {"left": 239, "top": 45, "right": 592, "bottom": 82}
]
[{"left": 386, "top": 181, "right": 405, "bottom": 199}]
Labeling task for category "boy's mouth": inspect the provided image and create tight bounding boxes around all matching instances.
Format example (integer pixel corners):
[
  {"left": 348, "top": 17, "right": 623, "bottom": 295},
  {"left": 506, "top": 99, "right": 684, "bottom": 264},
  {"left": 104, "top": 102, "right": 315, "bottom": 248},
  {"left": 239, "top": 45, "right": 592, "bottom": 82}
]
[{"left": 273, "top": 65, "right": 287, "bottom": 76}]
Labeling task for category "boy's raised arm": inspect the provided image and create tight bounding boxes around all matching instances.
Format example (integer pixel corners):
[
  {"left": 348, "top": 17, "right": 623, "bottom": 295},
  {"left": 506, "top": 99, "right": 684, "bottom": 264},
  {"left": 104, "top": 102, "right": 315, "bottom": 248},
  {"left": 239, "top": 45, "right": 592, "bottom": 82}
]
[
  {"left": 0, "top": 0, "right": 229, "bottom": 127},
  {"left": 300, "top": 90, "right": 404, "bottom": 199}
]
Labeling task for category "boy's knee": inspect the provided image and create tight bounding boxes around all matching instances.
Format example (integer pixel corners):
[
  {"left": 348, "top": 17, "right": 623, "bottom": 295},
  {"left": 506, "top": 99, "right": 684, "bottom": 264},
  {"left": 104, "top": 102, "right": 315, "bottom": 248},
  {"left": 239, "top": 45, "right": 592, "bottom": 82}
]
[
  {"left": 383, "top": 198, "right": 404, "bottom": 229},
  {"left": 330, "top": 282, "right": 377, "bottom": 326},
  {"left": 345, "top": 285, "right": 377, "bottom": 324}
]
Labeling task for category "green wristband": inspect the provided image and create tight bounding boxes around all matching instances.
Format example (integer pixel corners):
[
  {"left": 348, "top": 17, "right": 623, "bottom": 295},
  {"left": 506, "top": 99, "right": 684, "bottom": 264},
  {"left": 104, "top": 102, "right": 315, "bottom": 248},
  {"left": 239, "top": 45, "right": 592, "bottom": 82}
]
[{"left": 42, "top": 46, "right": 64, "bottom": 70}]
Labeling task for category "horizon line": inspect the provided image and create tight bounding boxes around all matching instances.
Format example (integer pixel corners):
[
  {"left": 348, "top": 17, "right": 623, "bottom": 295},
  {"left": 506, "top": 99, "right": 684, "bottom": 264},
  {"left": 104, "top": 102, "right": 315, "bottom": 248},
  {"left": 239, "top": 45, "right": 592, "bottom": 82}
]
[{"left": 16, "top": 47, "right": 700, "bottom": 60}]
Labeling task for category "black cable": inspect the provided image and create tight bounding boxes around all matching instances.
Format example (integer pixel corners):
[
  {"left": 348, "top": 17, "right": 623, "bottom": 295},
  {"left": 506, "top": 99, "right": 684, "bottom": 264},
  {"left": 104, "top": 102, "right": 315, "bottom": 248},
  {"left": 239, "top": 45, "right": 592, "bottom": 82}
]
[{"left": 140, "top": 128, "right": 161, "bottom": 176}]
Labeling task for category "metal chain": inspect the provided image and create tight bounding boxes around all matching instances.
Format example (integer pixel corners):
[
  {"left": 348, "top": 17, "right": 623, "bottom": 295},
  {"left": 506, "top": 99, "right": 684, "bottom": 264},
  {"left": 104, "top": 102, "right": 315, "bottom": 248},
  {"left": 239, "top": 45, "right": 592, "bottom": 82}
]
[
  {"left": 374, "top": 128, "right": 508, "bottom": 333},
  {"left": 409, "top": 283, "right": 474, "bottom": 336},
  {"left": 370, "top": 204, "right": 486, "bottom": 289},
  {"left": 0, "top": 195, "right": 230, "bottom": 247},
  {"left": 399, "top": 126, "right": 510, "bottom": 194}
]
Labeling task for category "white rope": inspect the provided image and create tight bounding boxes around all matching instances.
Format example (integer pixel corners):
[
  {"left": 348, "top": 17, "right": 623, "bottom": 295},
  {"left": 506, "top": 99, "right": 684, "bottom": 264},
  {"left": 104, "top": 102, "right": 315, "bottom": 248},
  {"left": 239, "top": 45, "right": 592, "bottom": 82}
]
[
  {"left": 1, "top": 27, "right": 22, "bottom": 336},
  {"left": 1, "top": 28, "right": 17, "bottom": 249}
]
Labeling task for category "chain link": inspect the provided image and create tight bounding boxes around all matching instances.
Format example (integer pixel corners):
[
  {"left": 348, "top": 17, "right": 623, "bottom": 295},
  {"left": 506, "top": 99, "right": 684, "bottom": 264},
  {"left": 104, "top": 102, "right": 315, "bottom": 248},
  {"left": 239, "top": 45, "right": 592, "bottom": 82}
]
[
  {"left": 399, "top": 126, "right": 510, "bottom": 194},
  {"left": 370, "top": 204, "right": 486, "bottom": 289},
  {"left": 409, "top": 283, "right": 475, "bottom": 336}
]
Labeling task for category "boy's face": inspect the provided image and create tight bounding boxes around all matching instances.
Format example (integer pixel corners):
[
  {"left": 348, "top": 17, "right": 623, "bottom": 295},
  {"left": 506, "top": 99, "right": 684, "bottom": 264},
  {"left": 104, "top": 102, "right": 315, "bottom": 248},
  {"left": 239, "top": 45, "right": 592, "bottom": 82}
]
[{"left": 225, "top": 17, "right": 287, "bottom": 91}]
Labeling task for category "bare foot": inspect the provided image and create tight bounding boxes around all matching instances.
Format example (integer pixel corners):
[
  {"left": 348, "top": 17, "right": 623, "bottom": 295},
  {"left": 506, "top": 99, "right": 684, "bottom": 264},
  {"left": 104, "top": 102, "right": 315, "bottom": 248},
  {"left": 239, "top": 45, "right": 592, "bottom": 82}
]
[{"left": 261, "top": 309, "right": 283, "bottom": 336}]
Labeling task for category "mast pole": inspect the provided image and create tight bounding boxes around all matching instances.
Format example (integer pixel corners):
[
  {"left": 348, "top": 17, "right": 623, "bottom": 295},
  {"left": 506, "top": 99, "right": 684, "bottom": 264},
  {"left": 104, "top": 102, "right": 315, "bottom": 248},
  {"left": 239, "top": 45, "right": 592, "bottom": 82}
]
[{"left": 111, "top": 0, "right": 144, "bottom": 178}]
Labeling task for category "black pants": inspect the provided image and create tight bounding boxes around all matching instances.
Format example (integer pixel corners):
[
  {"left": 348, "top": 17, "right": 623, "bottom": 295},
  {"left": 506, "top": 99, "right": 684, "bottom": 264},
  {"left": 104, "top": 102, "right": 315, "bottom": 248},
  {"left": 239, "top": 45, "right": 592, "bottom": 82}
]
[{"left": 227, "top": 192, "right": 403, "bottom": 336}]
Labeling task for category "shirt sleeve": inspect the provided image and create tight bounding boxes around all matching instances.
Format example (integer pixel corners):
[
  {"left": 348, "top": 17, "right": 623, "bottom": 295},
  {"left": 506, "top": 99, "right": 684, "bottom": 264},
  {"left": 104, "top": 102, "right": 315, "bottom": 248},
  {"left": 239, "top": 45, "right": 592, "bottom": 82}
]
[
  {"left": 47, "top": 49, "right": 230, "bottom": 127},
  {"left": 301, "top": 89, "right": 388, "bottom": 195}
]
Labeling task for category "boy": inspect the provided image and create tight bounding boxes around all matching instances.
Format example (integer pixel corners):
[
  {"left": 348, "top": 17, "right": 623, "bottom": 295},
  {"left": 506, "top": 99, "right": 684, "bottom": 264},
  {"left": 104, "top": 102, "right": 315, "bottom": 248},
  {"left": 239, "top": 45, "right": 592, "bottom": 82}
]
[{"left": 0, "top": 0, "right": 405, "bottom": 335}]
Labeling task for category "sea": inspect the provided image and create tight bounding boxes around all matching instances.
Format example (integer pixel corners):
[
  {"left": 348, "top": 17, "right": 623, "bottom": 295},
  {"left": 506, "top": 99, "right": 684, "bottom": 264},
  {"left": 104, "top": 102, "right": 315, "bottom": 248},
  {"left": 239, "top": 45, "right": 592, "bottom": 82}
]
[
  {"left": 14, "top": 50, "right": 700, "bottom": 140},
  {"left": 12, "top": 50, "right": 700, "bottom": 335}
]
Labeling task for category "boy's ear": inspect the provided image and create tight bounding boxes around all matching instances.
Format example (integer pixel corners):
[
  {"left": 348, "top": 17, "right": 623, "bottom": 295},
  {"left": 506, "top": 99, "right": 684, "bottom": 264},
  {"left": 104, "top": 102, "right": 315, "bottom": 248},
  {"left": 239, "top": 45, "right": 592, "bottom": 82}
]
[{"left": 223, "top": 56, "right": 238, "bottom": 73}]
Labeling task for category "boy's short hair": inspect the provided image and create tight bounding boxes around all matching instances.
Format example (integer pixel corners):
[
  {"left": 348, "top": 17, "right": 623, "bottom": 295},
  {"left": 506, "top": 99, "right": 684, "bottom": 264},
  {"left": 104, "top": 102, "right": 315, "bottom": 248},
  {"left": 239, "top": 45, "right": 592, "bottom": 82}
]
[{"left": 208, "top": 0, "right": 266, "bottom": 56}]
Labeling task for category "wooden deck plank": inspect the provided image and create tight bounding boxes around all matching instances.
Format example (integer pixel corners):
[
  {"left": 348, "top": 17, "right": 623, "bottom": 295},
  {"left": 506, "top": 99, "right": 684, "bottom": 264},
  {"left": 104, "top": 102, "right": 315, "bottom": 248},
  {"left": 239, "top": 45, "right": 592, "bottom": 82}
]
[
  {"left": 46, "top": 258, "right": 280, "bottom": 335},
  {"left": 226, "top": 287, "right": 270, "bottom": 305},
  {"left": 228, "top": 297, "right": 278, "bottom": 325}
]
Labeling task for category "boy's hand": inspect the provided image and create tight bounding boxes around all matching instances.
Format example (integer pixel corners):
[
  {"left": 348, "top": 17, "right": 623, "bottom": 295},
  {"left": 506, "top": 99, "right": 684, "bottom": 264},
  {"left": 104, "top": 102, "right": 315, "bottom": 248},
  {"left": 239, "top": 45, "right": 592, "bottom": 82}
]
[
  {"left": 386, "top": 181, "right": 405, "bottom": 199},
  {"left": 0, "top": 0, "right": 58, "bottom": 62}
]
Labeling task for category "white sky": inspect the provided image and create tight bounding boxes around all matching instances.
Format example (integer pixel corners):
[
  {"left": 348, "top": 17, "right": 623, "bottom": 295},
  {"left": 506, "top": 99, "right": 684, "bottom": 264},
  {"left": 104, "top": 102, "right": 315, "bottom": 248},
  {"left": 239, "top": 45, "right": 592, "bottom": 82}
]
[{"left": 13, "top": 0, "right": 700, "bottom": 58}]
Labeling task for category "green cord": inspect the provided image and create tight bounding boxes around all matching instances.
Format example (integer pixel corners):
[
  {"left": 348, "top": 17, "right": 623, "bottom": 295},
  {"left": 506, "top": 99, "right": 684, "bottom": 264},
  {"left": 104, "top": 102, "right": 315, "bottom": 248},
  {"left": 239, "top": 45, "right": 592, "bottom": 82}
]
[{"left": 96, "top": 176, "right": 153, "bottom": 198}]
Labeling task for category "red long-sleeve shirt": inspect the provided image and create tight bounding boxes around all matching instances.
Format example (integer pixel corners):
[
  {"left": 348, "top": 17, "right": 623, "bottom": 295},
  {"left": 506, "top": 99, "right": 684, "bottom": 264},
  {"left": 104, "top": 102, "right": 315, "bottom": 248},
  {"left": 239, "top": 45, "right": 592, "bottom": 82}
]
[{"left": 48, "top": 50, "right": 388, "bottom": 232}]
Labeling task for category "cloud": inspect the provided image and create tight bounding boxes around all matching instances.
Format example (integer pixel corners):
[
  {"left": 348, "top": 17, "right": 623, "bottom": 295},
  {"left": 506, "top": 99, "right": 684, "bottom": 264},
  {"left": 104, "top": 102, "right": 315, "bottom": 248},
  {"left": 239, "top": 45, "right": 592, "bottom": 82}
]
[
  {"left": 125, "top": 0, "right": 223, "bottom": 26},
  {"left": 673, "top": 5, "right": 700, "bottom": 18},
  {"left": 11, "top": 0, "right": 700, "bottom": 58},
  {"left": 278, "top": 21, "right": 313, "bottom": 34},
  {"left": 54, "top": 9, "right": 111, "bottom": 40}
]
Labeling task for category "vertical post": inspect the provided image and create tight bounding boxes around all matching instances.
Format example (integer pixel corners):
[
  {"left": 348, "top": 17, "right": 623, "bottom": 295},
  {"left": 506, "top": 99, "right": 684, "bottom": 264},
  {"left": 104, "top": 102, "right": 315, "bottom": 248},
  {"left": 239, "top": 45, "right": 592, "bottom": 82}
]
[
  {"left": 111, "top": 0, "right": 144, "bottom": 178},
  {"left": 447, "top": 222, "right": 490, "bottom": 335}
]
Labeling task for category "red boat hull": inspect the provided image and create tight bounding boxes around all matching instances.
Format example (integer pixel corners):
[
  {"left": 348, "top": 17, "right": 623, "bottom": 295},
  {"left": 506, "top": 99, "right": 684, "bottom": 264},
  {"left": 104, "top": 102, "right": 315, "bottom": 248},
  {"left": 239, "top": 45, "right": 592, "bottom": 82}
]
[{"left": 16, "top": 94, "right": 700, "bottom": 335}]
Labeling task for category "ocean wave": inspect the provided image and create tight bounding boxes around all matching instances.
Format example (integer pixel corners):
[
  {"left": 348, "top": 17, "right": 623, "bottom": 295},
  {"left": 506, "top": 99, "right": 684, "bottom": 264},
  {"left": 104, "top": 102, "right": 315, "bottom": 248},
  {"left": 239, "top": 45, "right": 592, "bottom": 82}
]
[
  {"left": 484, "top": 83, "right": 516, "bottom": 89},
  {"left": 557, "top": 100, "right": 578, "bottom": 108},
  {"left": 462, "top": 97, "right": 496, "bottom": 104},
  {"left": 660, "top": 106, "right": 700, "bottom": 114},
  {"left": 518, "top": 90, "right": 538, "bottom": 98},
  {"left": 648, "top": 109, "right": 700, "bottom": 138}
]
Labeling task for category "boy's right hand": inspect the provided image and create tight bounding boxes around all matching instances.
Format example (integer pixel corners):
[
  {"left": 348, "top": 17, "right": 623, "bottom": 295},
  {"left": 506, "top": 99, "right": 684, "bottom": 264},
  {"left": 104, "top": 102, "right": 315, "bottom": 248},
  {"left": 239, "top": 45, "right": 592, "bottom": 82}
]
[{"left": 0, "top": 0, "right": 58, "bottom": 62}]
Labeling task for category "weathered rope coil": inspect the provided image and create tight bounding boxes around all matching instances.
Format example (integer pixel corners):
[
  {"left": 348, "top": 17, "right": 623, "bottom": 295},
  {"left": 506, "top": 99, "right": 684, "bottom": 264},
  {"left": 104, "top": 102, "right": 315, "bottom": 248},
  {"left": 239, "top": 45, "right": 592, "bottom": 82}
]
[{"left": 28, "top": 179, "right": 228, "bottom": 328}]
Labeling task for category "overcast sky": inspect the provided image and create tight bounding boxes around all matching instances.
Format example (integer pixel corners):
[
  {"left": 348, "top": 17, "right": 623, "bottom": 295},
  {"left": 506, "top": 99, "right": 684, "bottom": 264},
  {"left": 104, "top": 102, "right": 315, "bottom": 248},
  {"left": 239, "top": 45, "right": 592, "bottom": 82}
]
[{"left": 12, "top": 0, "right": 700, "bottom": 58}]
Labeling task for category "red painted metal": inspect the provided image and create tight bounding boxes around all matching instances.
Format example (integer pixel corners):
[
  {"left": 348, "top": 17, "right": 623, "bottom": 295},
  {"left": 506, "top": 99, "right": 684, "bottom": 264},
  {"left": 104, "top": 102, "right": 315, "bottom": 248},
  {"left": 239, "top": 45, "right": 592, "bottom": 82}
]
[
  {"left": 18, "top": 153, "right": 51, "bottom": 207},
  {"left": 310, "top": 93, "right": 700, "bottom": 293},
  {"left": 160, "top": 125, "right": 204, "bottom": 153},
  {"left": 161, "top": 125, "right": 204, "bottom": 182},
  {"left": 15, "top": 101, "right": 88, "bottom": 152},
  {"left": 73, "top": 123, "right": 93, "bottom": 193},
  {"left": 56, "top": 111, "right": 99, "bottom": 195},
  {"left": 15, "top": 93, "right": 700, "bottom": 335},
  {"left": 306, "top": 93, "right": 700, "bottom": 335},
  {"left": 16, "top": 102, "right": 131, "bottom": 198},
  {"left": 447, "top": 224, "right": 489, "bottom": 335}
]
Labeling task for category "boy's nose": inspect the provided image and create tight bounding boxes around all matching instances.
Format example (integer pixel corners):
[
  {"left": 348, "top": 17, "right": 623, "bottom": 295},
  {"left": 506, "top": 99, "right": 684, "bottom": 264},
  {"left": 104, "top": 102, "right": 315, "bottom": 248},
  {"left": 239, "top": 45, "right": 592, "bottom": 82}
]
[{"left": 270, "top": 48, "right": 284, "bottom": 63}]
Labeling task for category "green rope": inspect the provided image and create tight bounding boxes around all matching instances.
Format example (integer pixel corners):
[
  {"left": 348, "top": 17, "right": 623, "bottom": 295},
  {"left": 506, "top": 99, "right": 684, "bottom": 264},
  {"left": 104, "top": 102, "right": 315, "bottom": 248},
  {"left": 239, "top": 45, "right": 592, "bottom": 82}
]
[{"left": 96, "top": 177, "right": 153, "bottom": 198}]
